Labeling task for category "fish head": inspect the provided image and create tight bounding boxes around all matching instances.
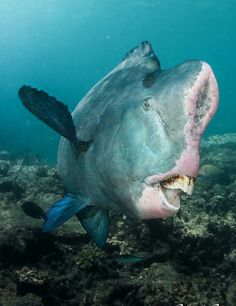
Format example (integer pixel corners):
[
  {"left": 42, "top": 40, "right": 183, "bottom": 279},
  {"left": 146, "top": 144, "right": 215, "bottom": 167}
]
[
  {"left": 100, "top": 43, "right": 218, "bottom": 219},
  {"left": 134, "top": 62, "right": 218, "bottom": 218}
]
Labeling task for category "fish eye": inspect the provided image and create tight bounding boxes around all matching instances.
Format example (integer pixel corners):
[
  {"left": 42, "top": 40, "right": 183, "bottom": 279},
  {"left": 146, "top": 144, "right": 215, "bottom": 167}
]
[{"left": 143, "top": 97, "right": 152, "bottom": 111}]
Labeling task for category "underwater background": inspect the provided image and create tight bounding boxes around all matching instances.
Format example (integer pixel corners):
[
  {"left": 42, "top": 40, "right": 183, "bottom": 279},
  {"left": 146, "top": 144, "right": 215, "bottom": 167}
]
[
  {"left": 1, "top": 0, "right": 236, "bottom": 162},
  {"left": 1, "top": 1, "right": 236, "bottom": 306}
]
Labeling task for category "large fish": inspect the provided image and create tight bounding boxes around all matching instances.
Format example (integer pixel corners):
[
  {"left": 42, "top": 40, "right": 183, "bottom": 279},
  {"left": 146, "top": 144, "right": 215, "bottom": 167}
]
[{"left": 18, "top": 41, "right": 219, "bottom": 247}]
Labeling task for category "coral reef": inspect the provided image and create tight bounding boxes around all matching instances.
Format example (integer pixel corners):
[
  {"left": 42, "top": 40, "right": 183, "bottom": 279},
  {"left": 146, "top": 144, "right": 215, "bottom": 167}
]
[{"left": 0, "top": 133, "right": 236, "bottom": 305}]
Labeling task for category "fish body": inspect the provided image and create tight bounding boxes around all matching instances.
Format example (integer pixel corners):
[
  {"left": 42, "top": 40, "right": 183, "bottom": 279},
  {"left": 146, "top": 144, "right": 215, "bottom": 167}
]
[{"left": 19, "top": 41, "right": 219, "bottom": 247}]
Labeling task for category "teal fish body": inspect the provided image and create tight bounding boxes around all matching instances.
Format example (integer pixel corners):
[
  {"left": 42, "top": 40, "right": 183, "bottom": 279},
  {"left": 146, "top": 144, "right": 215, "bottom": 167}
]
[{"left": 58, "top": 42, "right": 218, "bottom": 218}]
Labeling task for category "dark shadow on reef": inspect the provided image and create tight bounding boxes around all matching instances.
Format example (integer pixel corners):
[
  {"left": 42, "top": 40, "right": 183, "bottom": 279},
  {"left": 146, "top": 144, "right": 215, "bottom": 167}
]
[{"left": 0, "top": 134, "right": 236, "bottom": 305}]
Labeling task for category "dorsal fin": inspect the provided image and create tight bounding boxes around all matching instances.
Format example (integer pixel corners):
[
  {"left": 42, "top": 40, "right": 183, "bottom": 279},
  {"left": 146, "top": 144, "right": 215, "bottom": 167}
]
[{"left": 120, "top": 41, "right": 161, "bottom": 71}]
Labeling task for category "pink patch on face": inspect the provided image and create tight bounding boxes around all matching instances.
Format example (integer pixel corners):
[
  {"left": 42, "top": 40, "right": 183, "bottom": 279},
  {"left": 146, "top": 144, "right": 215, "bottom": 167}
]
[
  {"left": 136, "top": 185, "right": 178, "bottom": 219},
  {"left": 138, "top": 62, "right": 219, "bottom": 219},
  {"left": 145, "top": 62, "right": 219, "bottom": 186}
]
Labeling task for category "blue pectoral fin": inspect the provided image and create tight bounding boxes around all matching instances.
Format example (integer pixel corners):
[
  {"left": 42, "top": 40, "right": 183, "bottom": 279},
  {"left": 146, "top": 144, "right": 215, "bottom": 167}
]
[
  {"left": 18, "top": 86, "right": 92, "bottom": 153},
  {"left": 77, "top": 207, "right": 109, "bottom": 248},
  {"left": 42, "top": 194, "right": 87, "bottom": 232}
]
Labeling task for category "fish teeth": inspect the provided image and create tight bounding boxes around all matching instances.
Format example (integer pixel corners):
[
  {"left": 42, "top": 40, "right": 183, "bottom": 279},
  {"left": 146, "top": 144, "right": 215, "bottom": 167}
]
[{"left": 161, "top": 175, "right": 195, "bottom": 195}]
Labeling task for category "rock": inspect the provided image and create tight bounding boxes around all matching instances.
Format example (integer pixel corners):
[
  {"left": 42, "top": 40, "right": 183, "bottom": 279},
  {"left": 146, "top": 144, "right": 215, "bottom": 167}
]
[{"left": 15, "top": 267, "right": 49, "bottom": 293}]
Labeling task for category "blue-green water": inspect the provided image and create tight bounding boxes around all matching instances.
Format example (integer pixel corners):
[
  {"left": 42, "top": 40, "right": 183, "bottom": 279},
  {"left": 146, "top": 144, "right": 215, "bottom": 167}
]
[{"left": 1, "top": 0, "right": 235, "bottom": 162}]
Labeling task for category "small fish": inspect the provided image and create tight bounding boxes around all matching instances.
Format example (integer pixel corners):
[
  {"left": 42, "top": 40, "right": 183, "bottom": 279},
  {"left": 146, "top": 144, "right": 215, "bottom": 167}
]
[
  {"left": 21, "top": 201, "right": 45, "bottom": 220},
  {"left": 115, "top": 252, "right": 155, "bottom": 265},
  {"left": 18, "top": 41, "right": 219, "bottom": 248},
  {"left": 199, "top": 164, "right": 224, "bottom": 178}
]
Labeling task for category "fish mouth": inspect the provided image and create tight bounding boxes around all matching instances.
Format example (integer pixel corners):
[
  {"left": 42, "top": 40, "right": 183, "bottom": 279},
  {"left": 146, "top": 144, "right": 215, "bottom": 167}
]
[{"left": 154, "top": 175, "right": 195, "bottom": 212}]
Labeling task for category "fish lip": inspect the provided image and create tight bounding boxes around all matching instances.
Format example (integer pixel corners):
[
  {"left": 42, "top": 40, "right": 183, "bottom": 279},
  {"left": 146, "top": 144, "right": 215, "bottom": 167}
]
[
  {"left": 154, "top": 183, "right": 180, "bottom": 212},
  {"left": 145, "top": 174, "right": 195, "bottom": 211}
]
